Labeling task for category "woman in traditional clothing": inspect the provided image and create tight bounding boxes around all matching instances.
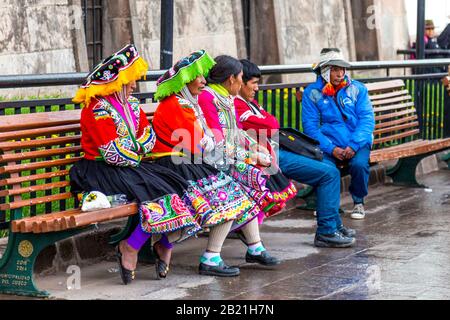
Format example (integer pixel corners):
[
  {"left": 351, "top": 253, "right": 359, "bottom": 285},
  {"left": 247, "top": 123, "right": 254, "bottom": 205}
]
[
  {"left": 70, "top": 44, "right": 201, "bottom": 285},
  {"left": 197, "top": 55, "right": 281, "bottom": 266},
  {"left": 152, "top": 50, "right": 279, "bottom": 277},
  {"left": 233, "top": 59, "right": 297, "bottom": 219}
]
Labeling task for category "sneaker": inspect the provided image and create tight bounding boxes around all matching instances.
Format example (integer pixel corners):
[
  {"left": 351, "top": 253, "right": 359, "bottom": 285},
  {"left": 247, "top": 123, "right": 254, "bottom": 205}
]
[
  {"left": 338, "top": 225, "right": 356, "bottom": 238},
  {"left": 199, "top": 261, "right": 240, "bottom": 277},
  {"left": 314, "top": 232, "right": 355, "bottom": 248},
  {"left": 245, "top": 251, "right": 281, "bottom": 266},
  {"left": 351, "top": 203, "right": 365, "bottom": 220}
]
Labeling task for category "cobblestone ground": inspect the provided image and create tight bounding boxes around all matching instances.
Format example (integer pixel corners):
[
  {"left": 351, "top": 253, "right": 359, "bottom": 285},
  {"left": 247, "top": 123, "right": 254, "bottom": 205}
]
[{"left": 2, "top": 169, "right": 450, "bottom": 300}]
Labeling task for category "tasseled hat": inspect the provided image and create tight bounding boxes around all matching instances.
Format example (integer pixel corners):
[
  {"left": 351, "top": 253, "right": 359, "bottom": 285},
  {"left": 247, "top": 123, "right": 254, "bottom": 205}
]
[
  {"left": 73, "top": 44, "right": 148, "bottom": 106},
  {"left": 154, "top": 50, "right": 215, "bottom": 101}
]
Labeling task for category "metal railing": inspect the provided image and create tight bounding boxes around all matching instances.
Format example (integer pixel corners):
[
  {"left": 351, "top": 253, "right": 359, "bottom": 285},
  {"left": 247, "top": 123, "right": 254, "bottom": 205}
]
[{"left": 1, "top": 59, "right": 449, "bottom": 136}]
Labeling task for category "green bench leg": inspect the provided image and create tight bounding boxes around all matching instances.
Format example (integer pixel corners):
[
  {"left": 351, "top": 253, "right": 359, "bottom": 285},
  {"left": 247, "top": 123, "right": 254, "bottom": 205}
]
[
  {"left": 296, "top": 185, "right": 345, "bottom": 214},
  {"left": 296, "top": 185, "right": 316, "bottom": 211},
  {"left": 441, "top": 152, "right": 450, "bottom": 169},
  {"left": 386, "top": 156, "right": 426, "bottom": 188},
  {"left": 109, "top": 216, "right": 155, "bottom": 264},
  {"left": 0, "top": 228, "right": 90, "bottom": 298}
]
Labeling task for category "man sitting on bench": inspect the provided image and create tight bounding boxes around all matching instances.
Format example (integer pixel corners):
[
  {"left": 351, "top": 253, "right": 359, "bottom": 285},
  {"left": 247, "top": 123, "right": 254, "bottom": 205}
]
[
  {"left": 235, "top": 59, "right": 356, "bottom": 249},
  {"left": 302, "top": 48, "right": 375, "bottom": 220}
]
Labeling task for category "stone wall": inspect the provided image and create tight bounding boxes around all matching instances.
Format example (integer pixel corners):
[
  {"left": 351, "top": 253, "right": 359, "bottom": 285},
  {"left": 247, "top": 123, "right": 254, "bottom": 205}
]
[
  {"left": 0, "top": 0, "right": 84, "bottom": 98},
  {"left": 273, "top": 0, "right": 353, "bottom": 83},
  {"left": 0, "top": 0, "right": 412, "bottom": 97},
  {"left": 376, "top": 0, "right": 409, "bottom": 62},
  {"left": 133, "top": 0, "right": 244, "bottom": 69}
]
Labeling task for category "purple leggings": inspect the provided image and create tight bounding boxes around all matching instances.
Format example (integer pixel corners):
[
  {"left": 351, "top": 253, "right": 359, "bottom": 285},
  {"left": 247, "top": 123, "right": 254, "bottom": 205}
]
[{"left": 126, "top": 225, "right": 173, "bottom": 251}]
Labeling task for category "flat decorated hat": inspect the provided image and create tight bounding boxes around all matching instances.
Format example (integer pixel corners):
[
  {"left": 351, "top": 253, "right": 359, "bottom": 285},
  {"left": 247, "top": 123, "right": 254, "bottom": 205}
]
[
  {"left": 73, "top": 44, "right": 148, "bottom": 105},
  {"left": 154, "top": 50, "right": 215, "bottom": 101}
]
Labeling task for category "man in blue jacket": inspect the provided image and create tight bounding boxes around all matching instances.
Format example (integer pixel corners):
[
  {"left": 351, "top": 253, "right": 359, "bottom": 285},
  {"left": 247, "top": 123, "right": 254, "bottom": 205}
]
[{"left": 302, "top": 48, "right": 375, "bottom": 220}]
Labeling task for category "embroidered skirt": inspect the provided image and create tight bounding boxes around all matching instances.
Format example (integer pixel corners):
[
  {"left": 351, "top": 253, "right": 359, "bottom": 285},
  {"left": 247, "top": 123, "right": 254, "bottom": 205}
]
[
  {"left": 155, "top": 156, "right": 260, "bottom": 231},
  {"left": 69, "top": 159, "right": 201, "bottom": 239},
  {"left": 262, "top": 170, "right": 297, "bottom": 218}
]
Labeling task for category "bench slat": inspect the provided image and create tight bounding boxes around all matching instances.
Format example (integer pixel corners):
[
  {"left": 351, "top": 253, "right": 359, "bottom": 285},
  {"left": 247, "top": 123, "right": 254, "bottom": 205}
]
[
  {"left": 375, "top": 109, "right": 416, "bottom": 121},
  {"left": 0, "top": 192, "right": 73, "bottom": 211},
  {"left": 11, "top": 208, "right": 81, "bottom": 233},
  {"left": 370, "top": 89, "right": 410, "bottom": 101},
  {"left": 0, "top": 181, "right": 70, "bottom": 197},
  {"left": 374, "top": 102, "right": 415, "bottom": 113},
  {"left": 373, "top": 139, "right": 432, "bottom": 152},
  {"left": 374, "top": 121, "right": 419, "bottom": 136},
  {"left": 0, "top": 124, "right": 81, "bottom": 142},
  {"left": 375, "top": 115, "right": 418, "bottom": 130},
  {"left": 371, "top": 95, "right": 412, "bottom": 106},
  {"left": 365, "top": 79, "right": 405, "bottom": 93},
  {"left": 0, "top": 111, "right": 81, "bottom": 132},
  {"left": 373, "top": 129, "right": 420, "bottom": 145},
  {"left": 371, "top": 138, "right": 450, "bottom": 162},
  {"left": 0, "top": 104, "right": 157, "bottom": 133},
  {"left": 0, "top": 157, "right": 81, "bottom": 174},
  {"left": 68, "top": 203, "right": 139, "bottom": 230},
  {"left": 12, "top": 203, "right": 138, "bottom": 233},
  {"left": 0, "top": 135, "right": 80, "bottom": 152},
  {"left": 0, "top": 170, "right": 69, "bottom": 187},
  {"left": 0, "top": 146, "right": 82, "bottom": 163}
]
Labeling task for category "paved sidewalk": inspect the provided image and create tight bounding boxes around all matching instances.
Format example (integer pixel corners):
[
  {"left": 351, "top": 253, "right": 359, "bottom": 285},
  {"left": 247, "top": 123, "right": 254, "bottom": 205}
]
[{"left": 4, "top": 169, "right": 450, "bottom": 300}]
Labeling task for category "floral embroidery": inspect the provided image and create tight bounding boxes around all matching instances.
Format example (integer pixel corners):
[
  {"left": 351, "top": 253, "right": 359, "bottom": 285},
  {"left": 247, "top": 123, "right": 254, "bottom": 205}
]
[{"left": 139, "top": 194, "right": 201, "bottom": 235}]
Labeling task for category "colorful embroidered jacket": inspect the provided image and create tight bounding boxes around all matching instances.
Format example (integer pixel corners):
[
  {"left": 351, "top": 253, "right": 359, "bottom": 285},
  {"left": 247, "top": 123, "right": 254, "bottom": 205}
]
[
  {"left": 233, "top": 96, "right": 279, "bottom": 163},
  {"left": 234, "top": 96, "right": 280, "bottom": 135},
  {"left": 152, "top": 94, "right": 205, "bottom": 155},
  {"left": 198, "top": 87, "right": 253, "bottom": 166},
  {"left": 81, "top": 96, "right": 156, "bottom": 167}
]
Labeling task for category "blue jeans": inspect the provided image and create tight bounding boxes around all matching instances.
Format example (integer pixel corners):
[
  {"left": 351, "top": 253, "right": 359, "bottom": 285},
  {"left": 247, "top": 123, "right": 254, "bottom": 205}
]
[
  {"left": 278, "top": 149, "right": 342, "bottom": 235},
  {"left": 323, "top": 145, "right": 371, "bottom": 204}
]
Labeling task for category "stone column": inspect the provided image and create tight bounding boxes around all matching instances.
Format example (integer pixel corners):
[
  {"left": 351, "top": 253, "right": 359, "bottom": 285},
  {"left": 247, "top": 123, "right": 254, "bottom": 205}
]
[
  {"left": 249, "top": 0, "right": 281, "bottom": 83},
  {"left": 103, "top": 0, "right": 133, "bottom": 56},
  {"left": 350, "top": 0, "right": 380, "bottom": 61},
  {"left": 69, "top": 0, "right": 89, "bottom": 72}
]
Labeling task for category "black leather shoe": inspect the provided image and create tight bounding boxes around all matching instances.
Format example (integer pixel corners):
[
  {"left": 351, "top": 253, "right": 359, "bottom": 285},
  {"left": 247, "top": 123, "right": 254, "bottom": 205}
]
[
  {"left": 199, "top": 261, "right": 240, "bottom": 277},
  {"left": 245, "top": 250, "right": 280, "bottom": 266},
  {"left": 116, "top": 246, "right": 135, "bottom": 285},
  {"left": 338, "top": 225, "right": 356, "bottom": 238},
  {"left": 153, "top": 245, "right": 169, "bottom": 280},
  {"left": 314, "top": 232, "right": 355, "bottom": 248}
]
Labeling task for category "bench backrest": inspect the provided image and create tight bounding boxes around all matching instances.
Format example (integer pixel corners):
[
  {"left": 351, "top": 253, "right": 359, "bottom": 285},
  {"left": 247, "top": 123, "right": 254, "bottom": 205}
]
[
  {"left": 0, "top": 103, "right": 157, "bottom": 229},
  {"left": 366, "top": 79, "right": 420, "bottom": 150}
]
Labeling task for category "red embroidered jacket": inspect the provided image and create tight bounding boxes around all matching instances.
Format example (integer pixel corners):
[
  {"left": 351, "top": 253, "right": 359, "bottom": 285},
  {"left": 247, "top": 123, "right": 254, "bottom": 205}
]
[
  {"left": 152, "top": 94, "right": 205, "bottom": 155},
  {"left": 81, "top": 96, "right": 155, "bottom": 167}
]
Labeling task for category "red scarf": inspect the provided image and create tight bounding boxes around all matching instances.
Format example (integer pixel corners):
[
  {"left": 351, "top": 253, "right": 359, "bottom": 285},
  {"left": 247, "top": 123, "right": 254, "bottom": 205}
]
[{"left": 322, "top": 78, "right": 349, "bottom": 97}]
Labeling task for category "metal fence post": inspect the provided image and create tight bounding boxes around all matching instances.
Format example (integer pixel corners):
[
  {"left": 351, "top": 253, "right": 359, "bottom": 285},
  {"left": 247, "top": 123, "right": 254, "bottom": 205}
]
[{"left": 160, "top": 0, "right": 174, "bottom": 69}]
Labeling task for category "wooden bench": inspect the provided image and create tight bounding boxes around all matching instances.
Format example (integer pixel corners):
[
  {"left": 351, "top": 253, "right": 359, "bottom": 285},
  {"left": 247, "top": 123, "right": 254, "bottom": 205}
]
[
  {"left": 0, "top": 103, "right": 156, "bottom": 297},
  {"left": 441, "top": 74, "right": 450, "bottom": 168},
  {"left": 296, "top": 79, "right": 450, "bottom": 209},
  {"left": 366, "top": 79, "right": 450, "bottom": 186}
]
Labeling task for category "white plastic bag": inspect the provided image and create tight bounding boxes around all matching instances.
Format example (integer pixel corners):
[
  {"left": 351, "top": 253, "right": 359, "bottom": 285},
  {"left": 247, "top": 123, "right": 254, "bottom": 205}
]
[{"left": 81, "top": 191, "right": 111, "bottom": 212}]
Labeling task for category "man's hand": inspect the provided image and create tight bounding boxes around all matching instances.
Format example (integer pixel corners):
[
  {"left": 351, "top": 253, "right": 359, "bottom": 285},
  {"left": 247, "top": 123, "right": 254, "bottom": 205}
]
[
  {"left": 343, "top": 146, "right": 356, "bottom": 160},
  {"left": 332, "top": 147, "right": 346, "bottom": 161}
]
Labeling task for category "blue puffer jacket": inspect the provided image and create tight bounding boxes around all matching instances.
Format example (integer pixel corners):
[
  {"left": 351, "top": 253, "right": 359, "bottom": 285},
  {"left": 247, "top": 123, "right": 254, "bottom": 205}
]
[{"left": 302, "top": 77, "right": 375, "bottom": 156}]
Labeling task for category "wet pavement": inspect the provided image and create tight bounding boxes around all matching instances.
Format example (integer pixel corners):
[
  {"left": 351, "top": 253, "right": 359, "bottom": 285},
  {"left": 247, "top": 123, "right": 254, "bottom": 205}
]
[{"left": 4, "top": 169, "right": 450, "bottom": 300}]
